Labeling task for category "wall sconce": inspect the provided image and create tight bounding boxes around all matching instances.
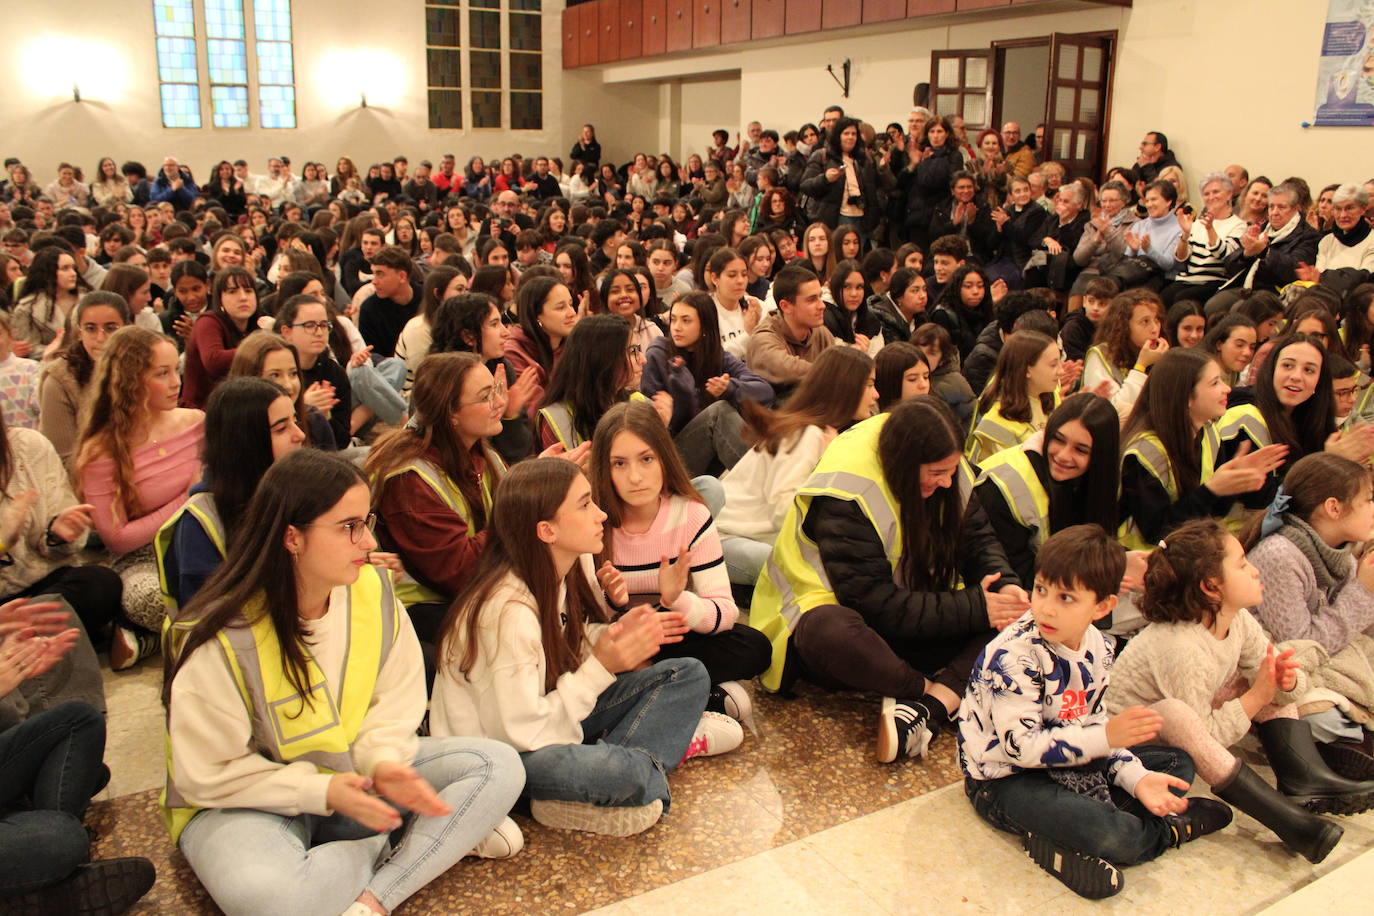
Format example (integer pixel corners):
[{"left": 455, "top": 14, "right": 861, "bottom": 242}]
[
  {"left": 72, "top": 83, "right": 81, "bottom": 103},
  {"left": 360, "top": 92, "right": 368, "bottom": 109}
]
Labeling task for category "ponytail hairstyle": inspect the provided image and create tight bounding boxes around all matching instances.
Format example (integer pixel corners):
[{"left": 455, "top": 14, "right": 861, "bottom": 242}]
[
  {"left": 878, "top": 396, "right": 965, "bottom": 591},
  {"left": 1092, "top": 288, "right": 1164, "bottom": 371},
  {"left": 1140, "top": 518, "right": 1231, "bottom": 627},
  {"left": 1122, "top": 348, "right": 1216, "bottom": 494},
  {"left": 164, "top": 449, "right": 368, "bottom": 709},
  {"left": 1241, "top": 452, "right": 1373, "bottom": 550},
  {"left": 742, "top": 345, "right": 874, "bottom": 453},
  {"left": 975, "top": 330, "right": 1057, "bottom": 422},
  {"left": 1254, "top": 333, "right": 1334, "bottom": 472},
  {"left": 874, "top": 343, "right": 929, "bottom": 412},
  {"left": 440, "top": 458, "right": 608, "bottom": 691},
  {"left": 1044, "top": 393, "right": 1120, "bottom": 536}
]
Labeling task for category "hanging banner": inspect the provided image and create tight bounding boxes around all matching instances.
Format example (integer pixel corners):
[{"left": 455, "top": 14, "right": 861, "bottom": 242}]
[{"left": 1314, "top": 0, "right": 1374, "bottom": 126}]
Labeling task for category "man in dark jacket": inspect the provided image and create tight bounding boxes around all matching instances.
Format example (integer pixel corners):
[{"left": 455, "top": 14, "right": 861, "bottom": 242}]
[{"left": 1135, "top": 130, "right": 1181, "bottom": 184}]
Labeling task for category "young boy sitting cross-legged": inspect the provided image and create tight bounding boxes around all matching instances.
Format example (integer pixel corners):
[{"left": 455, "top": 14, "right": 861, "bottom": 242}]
[{"left": 956, "top": 524, "right": 1233, "bottom": 899}]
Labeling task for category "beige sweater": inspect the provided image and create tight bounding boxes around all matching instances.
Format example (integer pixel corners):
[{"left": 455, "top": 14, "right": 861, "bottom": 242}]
[
  {"left": 1108, "top": 609, "right": 1306, "bottom": 748},
  {"left": 0, "top": 427, "right": 86, "bottom": 596},
  {"left": 37, "top": 357, "right": 85, "bottom": 470},
  {"left": 167, "top": 590, "right": 425, "bottom": 817}
]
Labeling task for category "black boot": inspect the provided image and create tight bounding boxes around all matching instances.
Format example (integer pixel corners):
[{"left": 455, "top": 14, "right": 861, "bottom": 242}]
[
  {"left": 1257, "top": 718, "right": 1374, "bottom": 815},
  {"left": 1317, "top": 737, "right": 1374, "bottom": 782},
  {"left": 3, "top": 857, "right": 155, "bottom": 916},
  {"left": 1213, "top": 763, "right": 1342, "bottom": 864}
]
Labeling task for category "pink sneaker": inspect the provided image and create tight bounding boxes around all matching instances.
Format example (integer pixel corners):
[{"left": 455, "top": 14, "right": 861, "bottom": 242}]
[{"left": 679, "top": 711, "right": 743, "bottom": 764}]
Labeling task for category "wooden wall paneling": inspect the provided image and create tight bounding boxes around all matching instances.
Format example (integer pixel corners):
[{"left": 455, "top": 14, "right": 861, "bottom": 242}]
[
  {"left": 665, "top": 0, "right": 693, "bottom": 52},
  {"left": 562, "top": 5, "right": 580, "bottom": 68},
  {"left": 577, "top": 1, "right": 598, "bottom": 65},
  {"left": 620, "top": 0, "right": 644, "bottom": 58},
  {"left": 862, "top": 0, "right": 907, "bottom": 23},
  {"left": 693, "top": 0, "right": 722, "bottom": 48},
  {"left": 956, "top": 0, "right": 1009, "bottom": 10},
  {"left": 821, "top": 0, "right": 861, "bottom": 29},
  {"left": 721, "top": 0, "right": 751, "bottom": 44},
  {"left": 643, "top": 0, "right": 668, "bottom": 55},
  {"left": 598, "top": 0, "right": 622, "bottom": 62},
  {"left": 752, "top": 0, "right": 785, "bottom": 37},
  {"left": 908, "top": 0, "right": 956, "bottom": 15},
  {"left": 785, "top": 0, "right": 821, "bottom": 35}
]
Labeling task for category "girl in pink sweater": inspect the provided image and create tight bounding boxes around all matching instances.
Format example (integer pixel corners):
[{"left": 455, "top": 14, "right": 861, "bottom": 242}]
[
  {"left": 589, "top": 400, "right": 770, "bottom": 725},
  {"left": 76, "top": 327, "right": 203, "bottom": 668}
]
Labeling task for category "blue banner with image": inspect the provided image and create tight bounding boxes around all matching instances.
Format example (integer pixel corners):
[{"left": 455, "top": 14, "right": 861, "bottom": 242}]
[{"left": 1314, "top": 0, "right": 1374, "bottom": 125}]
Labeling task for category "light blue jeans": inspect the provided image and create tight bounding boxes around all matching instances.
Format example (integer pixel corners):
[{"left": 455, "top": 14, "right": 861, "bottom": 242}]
[
  {"left": 690, "top": 475, "right": 725, "bottom": 517},
  {"left": 520, "top": 658, "right": 707, "bottom": 811},
  {"left": 349, "top": 356, "right": 408, "bottom": 425},
  {"left": 721, "top": 535, "right": 773, "bottom": 586},
  {"left": 179, "top": 736, "right": 523, "bottom": 916}
]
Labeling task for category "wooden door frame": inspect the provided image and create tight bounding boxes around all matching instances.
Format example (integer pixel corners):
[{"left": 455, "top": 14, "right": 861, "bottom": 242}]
[{"left": 990, "top": 35, "right": 1049, "bottom": 133}]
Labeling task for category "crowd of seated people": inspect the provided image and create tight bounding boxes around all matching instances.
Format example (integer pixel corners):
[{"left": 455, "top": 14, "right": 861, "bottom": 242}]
[{"left": 3, "top": 105, "right": 1374, "bottom": 912}]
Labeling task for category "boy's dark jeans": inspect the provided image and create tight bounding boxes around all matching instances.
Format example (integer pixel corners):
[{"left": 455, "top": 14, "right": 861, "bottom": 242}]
[{"left": 965, "top": 745, "right": 1195, "bottom": 865}]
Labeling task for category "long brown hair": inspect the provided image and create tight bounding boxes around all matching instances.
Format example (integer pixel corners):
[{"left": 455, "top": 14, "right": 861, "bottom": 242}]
[
  {"left": 1092, "top": 289, "right": 1163, "bottom": 371},
  {"left": 365, "top": 352, "right": 500, "bottom": 531},
  {"left": 742, "top": 346, "right": 873, "bottom": 454},
  {"left": 1122, "top": 349, "right": 1214, "bottom": 494},
  {"left": 229, "top": 333, "right": 311, "bottom": 443},
  {"left": 589, "top": 401, "right": 702, "bottom": 552},
  {"left": 976, "top": 331, "right": 1056, "bottom": 422},
  {"left": 441, "top": 458, "right": 607, "bottom": 691},
  {"left": 75, "top": 326, "right": 176, "bottom": 523}
]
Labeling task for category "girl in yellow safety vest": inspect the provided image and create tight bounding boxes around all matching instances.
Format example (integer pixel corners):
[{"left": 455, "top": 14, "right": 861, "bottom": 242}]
[
  {"left": 1120, "top": 349, "right": 1289, "bottom": 550},
  {"left": 1082, "top": 288, "right": 1169, "bottom": 417},
  {"left": 535, "top": 315, "right": 659, "bottom": 452},
  {"left": 966, "top": 330, "right": 1061, "bottom": 464},
  {"left": 162, "top": 449, "right": 525, "bottom": 916}
]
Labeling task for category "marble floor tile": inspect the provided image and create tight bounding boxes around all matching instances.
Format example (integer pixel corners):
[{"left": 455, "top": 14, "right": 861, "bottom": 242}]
[
  {"left": 1259, "top": 847, "right": 1374, "bottom": 914},
  {"left": 103, "top": 705, "right": 169, "bottom": 799}
]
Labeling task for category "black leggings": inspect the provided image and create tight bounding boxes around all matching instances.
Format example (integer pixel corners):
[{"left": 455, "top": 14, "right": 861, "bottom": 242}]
[
  {"left": 653, "top": 625, "right": 772, "bottom": 685},
  {"left": 3, "top": 565, "right": 123, "bottom": 647}
]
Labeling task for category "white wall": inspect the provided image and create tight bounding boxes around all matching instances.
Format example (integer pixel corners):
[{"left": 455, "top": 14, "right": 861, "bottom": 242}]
[
  {"left": 677, "top": 74, "right": 743, "bottom": 162},
  {"left": 1, "top": 0, "right": 660, "bottom": 184}
]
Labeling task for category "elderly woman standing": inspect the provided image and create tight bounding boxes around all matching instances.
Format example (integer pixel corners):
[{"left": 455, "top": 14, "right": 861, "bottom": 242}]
[{"left": 1160, "top": 172, "right": 1249, "bottom": 306}]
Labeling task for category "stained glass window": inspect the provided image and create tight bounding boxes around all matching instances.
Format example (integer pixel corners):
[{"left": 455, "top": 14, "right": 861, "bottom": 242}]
[
  {"left": 153, "top": 1, "right": 201, "bottom": 127},
  {"left": 254, "top": 0, "right": 295, "bottom": 127},
  {"left": 425, "top": 1, "right": 463, "bottom": 129}
]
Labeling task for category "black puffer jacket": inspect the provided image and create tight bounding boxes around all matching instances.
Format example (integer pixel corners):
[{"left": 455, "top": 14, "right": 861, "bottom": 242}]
[
  {"left": 960, "top": 321, "right": 1003, "bottom": 398},
  {"left": 900, "top": 144, "right": 959, "bottom": 246},
  {"left": 800, "top": 149, "right": 885, "bottom": 231},
  {"left": 802, "top": 491, "right": 1019, "bottom": 644}
]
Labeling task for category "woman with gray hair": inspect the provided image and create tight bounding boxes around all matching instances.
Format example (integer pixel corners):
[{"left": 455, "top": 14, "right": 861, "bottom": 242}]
[
  {"left": 1297, "top": 184, "right": 1374, "bottom": 284},
  {"left": 1159, "top": 171, "right": 1248, "bottom": 306}
]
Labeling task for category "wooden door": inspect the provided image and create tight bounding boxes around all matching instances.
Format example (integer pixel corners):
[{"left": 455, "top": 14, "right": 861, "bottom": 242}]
[
  {"left": 753, "top": 0, "right": 785, "bottom": 37},
  {"left": 599, "top": 0, "right": 622, "bottom": 63},
  {"left": 620, "top": 0, "right": 643, "bottom": 58},
  {"left": 721, "top": 0, "right": 751, "bottom": 43},
  {"left": 693, "top": 0, "right": 721, "bottom": 47},
  {"left": 666, "top": 0, "right": 693, "bottom": 51},
  {"left": 1042, "top": 32, "right": 1112, "bottom": 180},
  {"left": 930, "top": 49, "right": 994, "bottom": 129},
  {"left": 644, "top": 0, "right": 668, "bottom": 55}
]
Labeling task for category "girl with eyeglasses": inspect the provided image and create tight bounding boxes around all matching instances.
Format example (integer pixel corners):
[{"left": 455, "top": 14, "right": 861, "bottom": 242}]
[
  {"left": 76, "top": 327, "right": 204, "bottom": 670},
  {"left": 163, "top": 449, "right": 525, "bottom": 916}
]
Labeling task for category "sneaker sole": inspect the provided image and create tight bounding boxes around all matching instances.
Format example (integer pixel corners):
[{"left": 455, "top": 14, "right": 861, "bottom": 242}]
[
  {"left": 7, "top": 857, "right": 157, "bottom": 916},
  {"left": 530, "top": 799, "right": 663, "bottom": 837},
  {"left": 1022, "top": 833, "right": 1123, "bottom": 900},
  {"left": 717, "top": 681, "right": 753, "bottom": 724},
  {"left": 875, "top": 697, "right": 931, "bottom": 764}
]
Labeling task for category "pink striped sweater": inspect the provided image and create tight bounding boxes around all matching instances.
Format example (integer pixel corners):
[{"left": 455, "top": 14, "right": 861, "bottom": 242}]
[{"left": 607, "top": 494, "right": 739, "bottom": 634}]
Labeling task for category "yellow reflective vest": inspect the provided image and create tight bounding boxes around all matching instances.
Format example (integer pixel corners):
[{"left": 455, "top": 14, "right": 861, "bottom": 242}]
[
  {"left": 154, "top": 492, "right": 226, "bottom": 612},
  {"left": 380, "top": 457, "right": 494, "bottom": 606},
  {"left": 965, "top": 391, "right": 1061, "bottom": 465},
  {"left": 975, "top": 447, "right": 1051, "bottom": 547}
]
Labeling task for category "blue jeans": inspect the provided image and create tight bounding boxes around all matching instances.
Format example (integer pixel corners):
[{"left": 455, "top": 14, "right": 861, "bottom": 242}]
[
  {"left": 0, "top": 701, "right": 106, "bottom": 897},
  {"left": 520, "top": 658, "right": 708, "bottom": 810},
  {"left": 348, "top": 356, "right": 408, "bottom": 425},
  {"left": 721, "top": 535, "right": 773, "bottom": 585},
  {"left": 180, "top": 736, "right": 524, "bottom": 916},
  {"left": 965, "top": 745, "right": 1194, "bottom": 866}
]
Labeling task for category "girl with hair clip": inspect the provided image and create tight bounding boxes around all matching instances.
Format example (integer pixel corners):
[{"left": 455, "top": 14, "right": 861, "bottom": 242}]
[
  {"left": 796, "top": 222, "right": 835, "bottom": 280},
  {"left": 965, "top": 331, "right": 1062, "bottom": 464},
  {"left": 703, "top": 247, "right": 763, "bottom": 359},
  {"left": 76, "top": 327, "right": 204, "bottom": 669},
  {"left": 1082, "top": 289, "right": 1170, "bottom": 417},
  {"left": 536, "top": 315, "right": 655, "bottom": 453},
  {"left": 975, "top": 392, "right": 1121, "bottom": 588},
  {"left": 1246, "top": 453, "right": 1374, "bottom": 778},
  {"left": 873, "top": 342, "right": 931, "bottom": 412},
  {"left": 181, "top": 266, "right": 263, "bottom": 410},
  {"left": 428, "top": 293, "right": 538, "bottom": 466},
  {"left": 1108, "top": 519, "right": 1370, "bottom": 865},
  {"left": 553, "top": 243, "right": 599, "bottom": 314},
  {"left": 912, "top": 321, "right": 976, "bottom": 434},
  {"left": 1163, "top": 300, "right": 1205, "bottom": 350},
  {"left": 39, "top": 292, "right": 130, "bottom": 469},
  {"left": 641, "top": 291, "right": 774, "bottom": 477},
  {"left": 1216, "top": 333, "right": 1374, "bottom": 515},
  {"left": 155, "top": 377, "right": 306, "bottom": 609},
  {"left": 1201, "top": 313, "right": 1258, "bottom": 387},
  {"left": 598, "top": 268, "right": 663, "bottom": 356},
  {"left": 590, "top": 401, "right": 769, "bottom": 727},
  {"left": 503, "top": 275, "right": 577, "bottom": 419},
  {"left": 929, "top": 263, "right": 994, "bottom": 361},
  {"left": 228, "top": 334, "right": 335, "bottom": 448},
  {"left": 1119, "top": 349, "right": 1288, "bottom": 551},
  {"left": 750, "top": 396, "right": 1028, "bottom": 764},
  {"left": 824, "top": 259, "right": 882, "bottom": 355},
  {"left": 717, "top": 346, "right": 879, "bottom": 585},
  {"left": 12, "top": 246, "right": 89, "bottom": 350},
  {"left": 162, "top": 449, "right": 525, "bottom": 916},
  {"left": 430, "top": 458, "right": 722, "bottom": 838}
]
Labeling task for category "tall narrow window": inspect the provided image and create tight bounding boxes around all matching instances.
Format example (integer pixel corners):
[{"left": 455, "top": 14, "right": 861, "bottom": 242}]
[
  {"left": 509, "top": 0, "right": 542, "bottom": 130},
  {"left": 469, "top": 0, "right": 502, "bottom": 129},
  {"left": 205, "top": 0, "right": 250, "bottom": 128},
  {"left": 153, "top": 0, "right": 202, "bottom": 128},
  {"left": 254, "top": 0, "right": 295, "bottom": 127},
  {"left": 426, "top": 1, "right": 463, "bottom": 129}
]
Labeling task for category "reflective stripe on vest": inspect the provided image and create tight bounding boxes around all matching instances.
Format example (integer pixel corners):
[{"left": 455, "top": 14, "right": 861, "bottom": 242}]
[
  {"left": 154, "top": 492, "right": 226, "bottom": 612},
  {"left": 965, "top": 391, "right": 1059, "bottom": 465},
  {"left": 976, "top": 448, "right": 1050, "bottom": 547},
  {"left": 537, "top": 402, "right": 581, "bottom": 451},
  {"left": 161, "top": 565, "right": 401, "bottom": 844},
  {"left": 1214, "top": 404, "right": 1271, "bottom": 533},
  {"left": 1118, "top": 425, "right": 1222, "bottom": 549},
  {"left": 751, "top": 414, "right": 972, "bottom": 691},
  {"left": 1085, "top": 345, "right": 1126, "bottom": 387},
  {"left": 382, "top": 458, "right": 492, "bottom": 606}
]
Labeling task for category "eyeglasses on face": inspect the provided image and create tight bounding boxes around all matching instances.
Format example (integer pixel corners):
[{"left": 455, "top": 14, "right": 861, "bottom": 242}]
[
  {"left": 80, "top": 323, "right": 122, "bottom": 336},
  {"left": 290, "top": 320, "right": 333, "bottom": 334},
  {"left": 304, "top": 512, "right": 377, "bottom": 545}
]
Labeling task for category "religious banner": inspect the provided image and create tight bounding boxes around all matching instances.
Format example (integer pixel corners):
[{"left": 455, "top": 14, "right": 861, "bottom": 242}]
[{"left": 1314, "top": 0, "right": 1374, "bottom": 126}]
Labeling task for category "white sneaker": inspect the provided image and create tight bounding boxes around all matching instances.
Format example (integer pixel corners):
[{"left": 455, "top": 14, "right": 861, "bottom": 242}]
[
  {"left": 712, "top": 680, "right": 754, "bottom": 724},
  {"left": 680, "top": 711, "right": 744, "bottom": 763},
  {"left": 471, "top": 816, "right": 523, "bottom": 859},
  {"left": 876, "top": 696, "right": 932, "bottom": 764},
  {"left": 530, "top": 798, "right": 663, "bottom": 836}
]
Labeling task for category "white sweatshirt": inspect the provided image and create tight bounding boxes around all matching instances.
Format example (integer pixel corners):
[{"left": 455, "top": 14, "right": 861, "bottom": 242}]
[{"left": 717, "top": 425, "right": 829, "bottom": 543}]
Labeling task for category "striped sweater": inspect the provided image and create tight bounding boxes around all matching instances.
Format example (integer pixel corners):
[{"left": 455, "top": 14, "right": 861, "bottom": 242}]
[{"left": 607, "top": 494, "right": 739, "bottom": 634}]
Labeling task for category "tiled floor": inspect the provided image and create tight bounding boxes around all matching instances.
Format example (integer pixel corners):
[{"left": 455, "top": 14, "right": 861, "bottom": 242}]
[{"left": 95, "top": 659, "right": 1374, "bottom": 914}]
